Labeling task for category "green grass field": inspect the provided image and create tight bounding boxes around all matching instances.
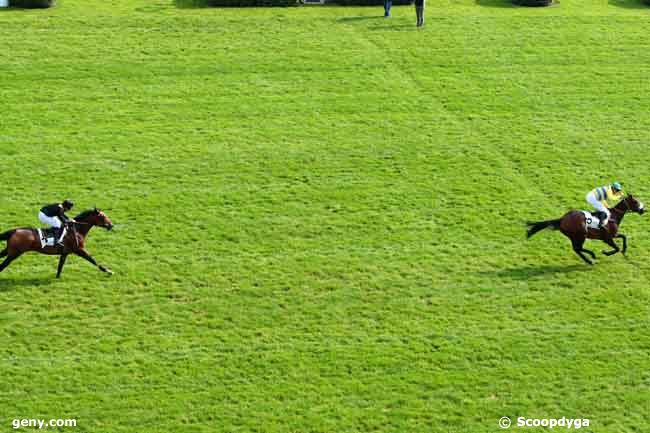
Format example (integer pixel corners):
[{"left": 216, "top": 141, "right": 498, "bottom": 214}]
[{"left": 1, "top": 0, "right": 650, "bottom": 431}]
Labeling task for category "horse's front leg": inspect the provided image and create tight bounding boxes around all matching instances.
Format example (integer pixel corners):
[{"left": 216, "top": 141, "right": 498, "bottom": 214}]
[
  {"left": 75, "top": 248, "right": 113, "bottom": 276},
  {"left": 616, "top": 234, "right": 627, "bottom": 255},
  {"left": 572, "top": 239, "right": 594, "bottom": 265},
  {"left": 56, "top": 254, "right": 68, "bottom": 278},
  {"left": 602, "top": 237, "right": 620, "bottom": 256}
]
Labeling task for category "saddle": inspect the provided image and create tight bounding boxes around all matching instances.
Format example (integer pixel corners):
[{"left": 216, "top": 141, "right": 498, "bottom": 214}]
[
  {"left": 37, "top": 223, "right": 76, "bottom": 248},
  {"left": 37, "top": 227, "right": 59, "bottom": 247},
  {"left": 582, "top": 210, "right": 607, "bottom": 231}
]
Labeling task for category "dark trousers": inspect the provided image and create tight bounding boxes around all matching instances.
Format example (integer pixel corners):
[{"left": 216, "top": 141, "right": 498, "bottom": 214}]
[
  {"left": 414, "top": 0, "right": 425, "bottom": 26},
  {"left": 384, "top": 0, "right": 392, "bottom": 16}
]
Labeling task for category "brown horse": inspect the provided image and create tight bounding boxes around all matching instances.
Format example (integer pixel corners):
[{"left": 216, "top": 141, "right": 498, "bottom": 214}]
[
  {"left": 526, "top": 195, "right": 645, "bottom": 265},
  {"left": 0, "top": 208, "right": 114, "bottom": 278}
]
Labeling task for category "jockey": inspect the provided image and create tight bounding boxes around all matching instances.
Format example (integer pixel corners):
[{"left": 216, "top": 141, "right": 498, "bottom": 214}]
[
  {"left": 38, "top": 199, "right": 74, "bottom": 246},
  {"left": 586, "top": 182, "right": 623, "bottom": 232}
]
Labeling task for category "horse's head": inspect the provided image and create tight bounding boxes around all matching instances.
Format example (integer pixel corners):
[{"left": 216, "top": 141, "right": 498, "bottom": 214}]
[
  {"left": 624, "top": 195, "right": 645, "bottom": 215},
  {"left": 75, "top": 208, "right": 114, "bottom": 230}
]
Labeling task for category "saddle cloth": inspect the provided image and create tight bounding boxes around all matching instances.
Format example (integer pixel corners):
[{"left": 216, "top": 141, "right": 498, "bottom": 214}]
[
  {"left": 581, "top": 211, "right": 602, "bottom": 230},
  {"left": 37, "top": 227, "right": 57, "bottom": 248}
]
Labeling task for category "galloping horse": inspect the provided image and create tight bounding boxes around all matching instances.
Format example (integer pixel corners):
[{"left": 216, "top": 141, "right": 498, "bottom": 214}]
[
  {"left": 526, "top": 195, "right": 644, "bottom": 265},
  {"left": 0, "top": 208, "right": 114, "bottom": 278}
]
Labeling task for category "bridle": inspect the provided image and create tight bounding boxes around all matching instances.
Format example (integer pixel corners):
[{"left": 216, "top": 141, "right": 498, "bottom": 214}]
[{"left": 70, "top": 212, "right": 111, "bottom": 229}]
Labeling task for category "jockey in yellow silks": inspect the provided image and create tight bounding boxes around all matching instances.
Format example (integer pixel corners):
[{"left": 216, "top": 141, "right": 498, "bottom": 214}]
[{"left": 585, "top": 182, "right": 623, "bottom": 229}]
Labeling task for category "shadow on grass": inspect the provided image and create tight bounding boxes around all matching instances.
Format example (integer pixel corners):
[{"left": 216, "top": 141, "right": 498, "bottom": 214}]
[
  {"left": 481, "top": 264, "right": 591, "bottom": 280},
  {"left": 339, "top": 15, "right": 386, "bottom": 22},
  {"left": 0, "top": 277, "right": 52, "bottom": 291},
  {"left": 608, "top": 0, "right": 648, "bottom": 8},
  {"left": 475, "top": 0, "right": 516, "bottom": 8},
  {"left": 367, "top": 23, "right": 419, "bottom": 31}
]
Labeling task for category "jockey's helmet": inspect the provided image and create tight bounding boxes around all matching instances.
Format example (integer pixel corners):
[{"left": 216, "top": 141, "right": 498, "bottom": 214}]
[
  {"left": 611, "top": 182, "right": 622, "bottom": 192},
  {"left": 63, "top": 199, "right": 74, "bottom": 209}
]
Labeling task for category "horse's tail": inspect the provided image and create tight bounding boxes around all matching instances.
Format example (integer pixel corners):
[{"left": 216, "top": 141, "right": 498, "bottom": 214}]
[
  {"left": 526, "top": 219, "right": 561, "bottom": 238},
  {"left": 0, "top": 230, "right": 16, "bottom": 241}
]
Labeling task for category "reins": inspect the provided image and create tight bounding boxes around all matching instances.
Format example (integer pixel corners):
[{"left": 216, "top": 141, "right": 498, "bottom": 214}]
[
  {"left": 611, "top": 197, "right": 630, "bottom": 215},
  {"left": 609, "top": 196, "right": 632, "bottom": 224}
]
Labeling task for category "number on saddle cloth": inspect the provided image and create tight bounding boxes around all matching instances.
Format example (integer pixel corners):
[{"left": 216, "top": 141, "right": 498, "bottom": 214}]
[
  {"left": 583, "top": 210, "right": 606, "bottom": 230},
  {"left": 592, "top": 211, "right": 607, "bottom": 223}
]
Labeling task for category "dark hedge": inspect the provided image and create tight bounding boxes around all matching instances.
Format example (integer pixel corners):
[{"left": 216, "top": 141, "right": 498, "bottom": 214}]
[
  {"left": 207, "top": 0, "right": 297, "bottom": 6},
  {"left": 334, "top": 0, "right": 412, "bottom": 4},
  {"left": 513, "top": 0, "right": 552, "bottom": 5},
  {"left": 199, "top": 0, "right": 413, "bottom": 6},
  {"left": 10, "top": 0, "right": 55, "bottom": 7}
]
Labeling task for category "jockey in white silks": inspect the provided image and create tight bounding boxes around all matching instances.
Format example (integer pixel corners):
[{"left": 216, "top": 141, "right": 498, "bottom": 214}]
[
  {"left": 38, "top": 199, "right": 74, "bottom": 246},
  {"left": 585, "top": 182, "right": 623, "bottom": 231}
]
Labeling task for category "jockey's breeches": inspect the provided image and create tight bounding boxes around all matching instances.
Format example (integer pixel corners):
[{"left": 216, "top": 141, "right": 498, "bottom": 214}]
[
  {"left": 38, "top": 212, "right": 62, "bottom": 228},
  {"left": 586, "top": 192, "right": 610, "bottom": 221}
]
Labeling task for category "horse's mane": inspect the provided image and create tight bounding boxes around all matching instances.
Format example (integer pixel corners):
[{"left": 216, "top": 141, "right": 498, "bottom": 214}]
[
  {"left": 75, "top": 209, "right": 98, "bottom": 220},
  {"left": 615, "top": 195, "right": 631, "bottom": 206},
  {"left": 611, "top": 195, "right": 634, "bottom": 214}
]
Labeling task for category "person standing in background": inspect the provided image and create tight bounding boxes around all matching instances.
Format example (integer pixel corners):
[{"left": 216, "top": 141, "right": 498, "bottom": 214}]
[
  {"left": 384, "top": 0, "right": 392, "bottom": 17},
  {"left": 415, "top": 0, "right": 425, "bottom": 26}
]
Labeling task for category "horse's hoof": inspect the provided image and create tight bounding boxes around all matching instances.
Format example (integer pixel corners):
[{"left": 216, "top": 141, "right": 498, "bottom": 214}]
[{"left": 106, "top": 270, "right": 114, "bottom": 276}]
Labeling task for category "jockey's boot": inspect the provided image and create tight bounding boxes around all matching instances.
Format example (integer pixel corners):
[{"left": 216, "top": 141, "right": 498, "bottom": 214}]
[{"left": 56, "top": 227, "right": 66, "bottom": 247}]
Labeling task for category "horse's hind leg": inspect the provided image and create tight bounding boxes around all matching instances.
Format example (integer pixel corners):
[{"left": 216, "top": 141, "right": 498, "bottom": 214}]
[
  {"left": 617, "top": 234, "right": 627, "bottom": 254},
  {"left": 0, "top": 252, "right": 22, "bottom": 273},
  {"left": 582, "top": 247, "right": 596, "bottom": 260},
  {"left": 571, "top": 238, "right": 593, "bottom": 265},
  {"left": 0, "top": 248, "right": 6, "bottom": 258},
  {"left": 579, "top": 239, "right": 596, "bottom": 259}
]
